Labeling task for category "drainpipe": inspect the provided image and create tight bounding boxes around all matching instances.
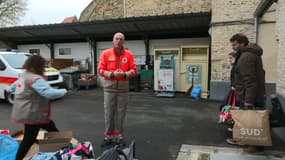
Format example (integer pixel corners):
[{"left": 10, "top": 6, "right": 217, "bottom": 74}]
[
  {"left": 254, "top": 17, "right": 259, "bottom": 44},
  {"left": 90, "top": 39, "right": 97, "bottom": 75},
  {"left": 123, "top": 0, "right": 126, "bottom": 17},
  {"left": 50, "top": 43, "right": 55, "bottom": 59},
  {"left": 144, "top": 37, "right": 150, "bottom": 66}
]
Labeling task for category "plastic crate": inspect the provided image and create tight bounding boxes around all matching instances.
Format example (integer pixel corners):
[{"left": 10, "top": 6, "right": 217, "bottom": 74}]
[{"left": 140, "top": 69, "right": 153, "bottom": 79}]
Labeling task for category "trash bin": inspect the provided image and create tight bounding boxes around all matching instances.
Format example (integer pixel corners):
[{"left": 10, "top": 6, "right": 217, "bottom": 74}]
[
  {"left": 60, "top": 67, "right": 80, "bottom": 90},
  {"left": 129, "top": 74, "right": 140, "bottom": 92},
  {"left": 140, "top": 69, "right": 154, "bottom": 91}
]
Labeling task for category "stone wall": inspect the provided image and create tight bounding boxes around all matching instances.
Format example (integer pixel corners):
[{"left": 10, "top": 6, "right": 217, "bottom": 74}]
[
  {"left": 211, "top": 0, "right": 261, "bottom": 81},
  {"left": 276, "top": 0, "right": 285, "bottom": 96},
  {"left": 211, "top": 25, "right": 255, "bottom": 81},
  {"left": 80, "top": 0, "right": 211, "bottom": 21},
  {"left": 80, "top": 0, "right": 124, "bottom": 21},
  {"left": 125, "top": 0, "right": 210, "bottom": 17}
]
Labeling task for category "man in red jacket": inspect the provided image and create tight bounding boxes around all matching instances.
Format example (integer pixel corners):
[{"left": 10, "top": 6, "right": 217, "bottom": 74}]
[{"left": 98, "top": 32, "right": 137, "bottom": 147}]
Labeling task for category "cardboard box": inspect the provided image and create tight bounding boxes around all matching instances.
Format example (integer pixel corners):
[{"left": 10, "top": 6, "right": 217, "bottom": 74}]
[
  {"left": 23, "top": 143, "right": 39, "bottom": 160},
  {"left": 38, "top": 131, "right": 73, "bottom": 152},
  {"left": 51, "top": 58, "right": 73, "bottom": 70},
  {"left": 12, "top": 130, "right": 46, "bottom": 142},
  {"left": 13, "top": 130, "right": 73, "bottom": 153},
  {"left": 78, "top": 74, "right": 96, "bottom": 89},
  {"left": 22, "top": 132, "right": 78, "bottom": 159}
]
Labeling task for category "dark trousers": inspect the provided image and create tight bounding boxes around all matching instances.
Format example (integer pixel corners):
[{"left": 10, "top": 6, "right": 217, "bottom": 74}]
[{"left": 16, "top": 120, "right": 59, "bottom": 160}]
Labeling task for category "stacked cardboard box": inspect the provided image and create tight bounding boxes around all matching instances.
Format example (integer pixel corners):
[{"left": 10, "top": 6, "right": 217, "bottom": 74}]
[
  {"left": 78, "top": 74, "right": 97, "bottom": 89},
  {"left": 50, "top": 59, "right": 73, "bottom": 70}
]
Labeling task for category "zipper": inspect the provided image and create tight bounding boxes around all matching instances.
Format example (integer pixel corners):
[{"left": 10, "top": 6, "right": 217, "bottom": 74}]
[{"left": 116, "top": 54, "right": 121, "bottom": 89}]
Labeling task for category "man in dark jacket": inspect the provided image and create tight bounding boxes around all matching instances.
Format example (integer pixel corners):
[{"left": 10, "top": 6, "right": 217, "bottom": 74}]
[
  {"left": 227, "top": 33, "right": 266, "bottom": 154},
  {"left": 230, "top": 33, "right": 265, "bottom": 108}
]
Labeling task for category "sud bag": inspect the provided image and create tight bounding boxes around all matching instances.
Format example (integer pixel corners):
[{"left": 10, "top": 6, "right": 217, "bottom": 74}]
[{"left": 231, "top": 109, "right": 272, "bottom": 146}]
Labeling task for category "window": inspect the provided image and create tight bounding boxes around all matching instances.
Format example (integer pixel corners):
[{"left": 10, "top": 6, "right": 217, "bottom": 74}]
[
  {"left": 0, "top": 60, "right": 6, "bottom": 71},
  {"left": 29, "top": 49, "right": 40, "bottom": 55},
  {"left": 59, "top": 48, "right": 71, "bottom": 55},
  {"left": 1, "top": 54, "right": 29, "bottom": 69}
]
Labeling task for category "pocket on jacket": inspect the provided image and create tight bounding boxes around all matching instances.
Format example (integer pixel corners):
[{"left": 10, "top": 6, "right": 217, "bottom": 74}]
[
  {"left": 103, "top": 80, "right": 116, "bottom": 89},
  {"left": 117, "top": 81, "right": 129, "bottom": 91}
]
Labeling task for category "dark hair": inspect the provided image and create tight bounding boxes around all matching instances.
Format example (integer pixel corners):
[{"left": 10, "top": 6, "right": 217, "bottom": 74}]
[
  {"left": 230, "top": 33, "right": 249, "bottom": 45},
  {"left": 228, "top": 51, "right": 236, "bottom": 57},
  {"left": 23, "top": 55, "right": 46, "bottom": 76}
]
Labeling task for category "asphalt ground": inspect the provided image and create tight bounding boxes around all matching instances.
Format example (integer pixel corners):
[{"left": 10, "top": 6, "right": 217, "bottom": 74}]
[{"left": 1, "top": 88, "right": 285, "bottom": 160}]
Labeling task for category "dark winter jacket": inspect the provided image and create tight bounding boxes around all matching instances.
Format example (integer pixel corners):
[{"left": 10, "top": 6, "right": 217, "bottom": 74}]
[{"left": 234, "top": 43, "right": 266, "bottom": 107}]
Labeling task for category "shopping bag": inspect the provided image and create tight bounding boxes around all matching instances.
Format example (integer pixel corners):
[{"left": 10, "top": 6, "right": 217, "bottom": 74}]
[
  {"left": 219, "top": 105, "right": 234, "bottom": 125},
  {"left": 190, "top": 85, "right": 202, "bottom": 100},
  {"left": 96, "top": 141, "right": 136, "bottom": 160},
  {"left": 29, "top": 152, "right": 58, "bottom": 160},
  {"left": 218, "top": 90, "right": 238, "bottom": 125},
  {"left": 0, "top": 134, "right": 19, "bottom": 160},
  {"left": 232, "top": 110, "right": 272, "bottom": 146}
]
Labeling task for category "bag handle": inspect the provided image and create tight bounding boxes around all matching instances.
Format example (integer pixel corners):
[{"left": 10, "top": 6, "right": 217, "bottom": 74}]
[
  {"left": 116, "top": 148, "right": 128, "bottom": 160},
  {"left": 227, "top": 90, "right": 236, "bottom": 107},
  {"left": 231, "top": 90, "right": 236, "bottom": 107},
  {"left": 227, "top": 90, "right": 234, "bottom": 105}
]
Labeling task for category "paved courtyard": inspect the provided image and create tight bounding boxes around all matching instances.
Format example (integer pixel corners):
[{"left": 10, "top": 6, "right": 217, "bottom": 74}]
[{"left": 0, "top": 89, "right": 285, "bottom": 159}]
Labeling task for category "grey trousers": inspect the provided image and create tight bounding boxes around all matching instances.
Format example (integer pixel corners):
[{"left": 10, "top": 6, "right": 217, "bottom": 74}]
[{"left": 104, "top": 91, "right": 129, "bottom": 136}]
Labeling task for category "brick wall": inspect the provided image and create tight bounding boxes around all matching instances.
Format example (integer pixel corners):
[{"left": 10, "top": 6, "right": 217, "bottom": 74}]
[
  {"left": 211, "top": 0, "right": 261, "bottom": 81},
  {"left": 276, "top": 0, "right": 285, "bottom": 96},
  {"left": 80, "top": 0, "right": 211, "bottom": 21}
]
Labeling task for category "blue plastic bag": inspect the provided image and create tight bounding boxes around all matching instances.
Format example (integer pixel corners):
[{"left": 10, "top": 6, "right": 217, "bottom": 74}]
[
  {"left": 0, "top": 134, "right": 19, "bottom": 160},
  {"left": 190, "top": 85, "right": 202, "bottom": 100},
  {"left": 30, "top": 152, "right": 58, "bottom": 160}
]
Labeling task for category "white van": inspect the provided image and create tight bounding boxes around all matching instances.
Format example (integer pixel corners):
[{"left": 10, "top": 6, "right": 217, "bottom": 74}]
[{"left": 0, "top": 51, "right": 63, "bottom": 104}]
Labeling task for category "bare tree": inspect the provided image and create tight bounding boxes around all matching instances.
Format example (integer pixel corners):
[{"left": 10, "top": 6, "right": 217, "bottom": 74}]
[{"left": 0, "top": 0, "right": 27, "bottom": 27}]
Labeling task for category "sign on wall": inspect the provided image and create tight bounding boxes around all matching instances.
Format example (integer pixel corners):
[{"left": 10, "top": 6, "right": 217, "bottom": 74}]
[
  {"left": 135, "top": 55, "right": 146, "bottom": 65},
  {"left": 186, "top": 64, "right": 202, "bottom": 84},
  {"left": 158, "top": 69, "right": 174, "bottom": 91},
  {"left": 158, "top": 54, "right": 174, "bottom": 91}
]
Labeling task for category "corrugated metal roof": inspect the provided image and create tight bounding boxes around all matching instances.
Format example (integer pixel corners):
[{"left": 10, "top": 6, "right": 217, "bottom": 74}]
[{"left": 0, "top": 12, "right": 210, "bottom": 44}]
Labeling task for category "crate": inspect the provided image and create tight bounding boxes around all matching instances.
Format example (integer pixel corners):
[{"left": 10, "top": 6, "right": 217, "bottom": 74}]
[{"left": 140, "top": 69, "right": 154, "bottom": 79}]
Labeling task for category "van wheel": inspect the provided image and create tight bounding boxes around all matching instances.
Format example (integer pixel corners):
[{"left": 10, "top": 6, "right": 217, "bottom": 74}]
[{"left": 5, "top": 92, "right": 14, "bottom": 104}]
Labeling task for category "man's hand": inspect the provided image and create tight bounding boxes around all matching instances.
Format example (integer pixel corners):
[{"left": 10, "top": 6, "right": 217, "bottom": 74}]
[
  {"left": 114, "top": 70, "right": 126, "bottom": 78},
  {"left": 244, "top": 102, "right": 254, "bottom": 106}
]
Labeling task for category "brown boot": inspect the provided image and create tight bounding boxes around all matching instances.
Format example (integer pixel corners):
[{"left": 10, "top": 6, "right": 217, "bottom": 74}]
[
  {"left": 226, "top": 138, "right": 245, "bottom": 146},
  {"left": 243, "top": 146, "right": 265, "bottom": 155}
]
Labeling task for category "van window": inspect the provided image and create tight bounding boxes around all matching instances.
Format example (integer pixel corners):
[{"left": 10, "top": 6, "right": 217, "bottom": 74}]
[
  {"left": 1, "top": 54, "right": 28, "bottom": 69},
  {"left": 0, "top": 59, "right": 6, "bottom": 70}
]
